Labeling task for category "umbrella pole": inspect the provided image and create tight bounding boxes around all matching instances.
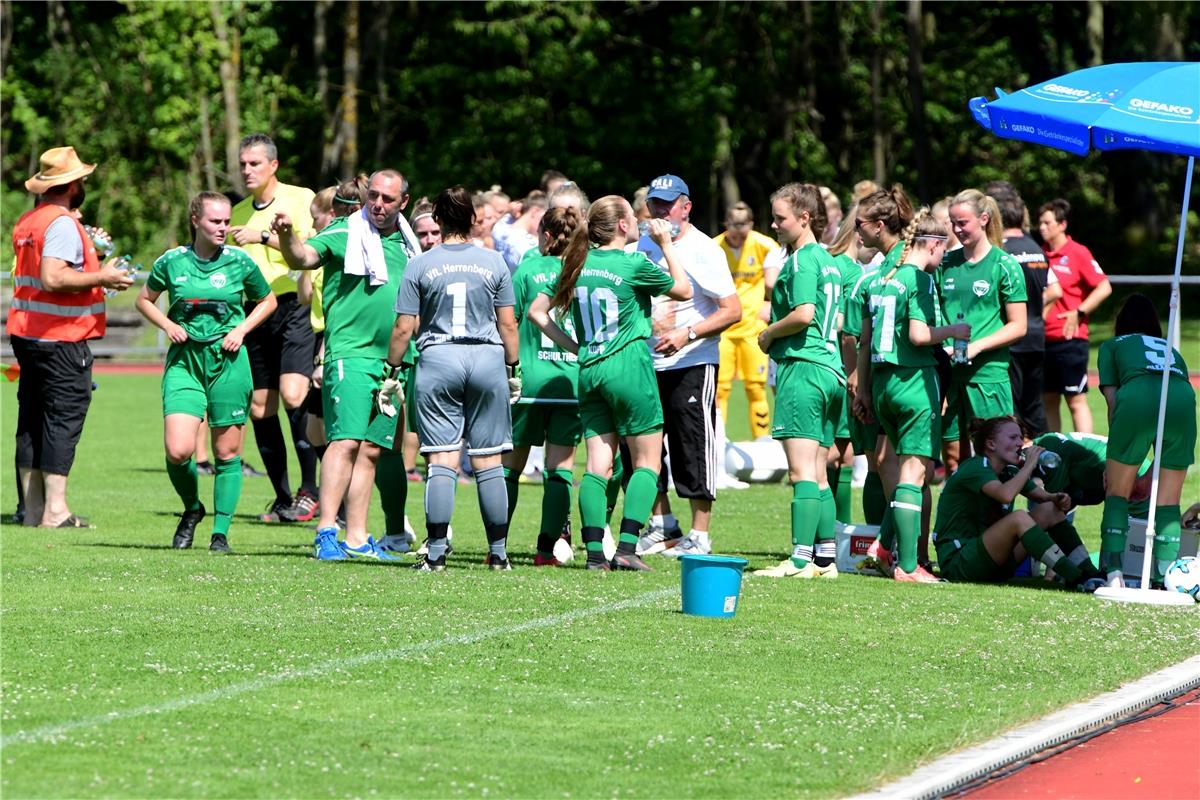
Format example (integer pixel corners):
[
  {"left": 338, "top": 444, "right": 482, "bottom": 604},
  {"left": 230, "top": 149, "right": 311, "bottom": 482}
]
[{"left": 1139, "top": 155, "right": 1195, "bottom": 591}]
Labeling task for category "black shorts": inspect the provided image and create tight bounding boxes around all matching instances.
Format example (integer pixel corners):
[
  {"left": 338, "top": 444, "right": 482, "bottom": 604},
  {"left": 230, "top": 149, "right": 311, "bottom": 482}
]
[
  {"left": 1043, "top": 339, "right": 1089, "bottom": 396},
  {"left": 245, "top": 293, "right": 316, "bottom": 390},
  {"left": 656, "top": 363, "right": 717, "bottom": 501},
  {"left": 1008, "top": 350, "right": 1048, "bottom": 435},
  {"left": 11, "top": 336, "right": 93, "bottom": 475}
]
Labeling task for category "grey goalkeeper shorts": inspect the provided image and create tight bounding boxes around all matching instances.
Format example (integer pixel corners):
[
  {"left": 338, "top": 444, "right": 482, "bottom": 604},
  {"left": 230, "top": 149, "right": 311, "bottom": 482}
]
[{"left": 414, "top": 343, "right": 513, "bottom": 457}]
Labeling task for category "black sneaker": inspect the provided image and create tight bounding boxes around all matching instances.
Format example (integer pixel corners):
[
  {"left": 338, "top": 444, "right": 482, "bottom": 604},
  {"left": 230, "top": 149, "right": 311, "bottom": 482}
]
[
  {"left": 484, "top": 554, "right": 512, "bottom": 571},
  {"left": 209, "top": 534, "right": 232, "bottom": 554},
  {"left": 259, "top": 498, "right": 297, "bottom": 523},
  {"left": 241, "top": 461, "right": 267, "bottom": 478},
  {"left": 172, "top": 505, "right": 207, "bottom": 549},
  {"left": 195, "top": 460, "right": 216, "bottom": 476},
  {"left": 415, "top": 555, "right": 446, "bottom": 572},
  {"left": 586, "top": 559, "right": 612, "bottom": 571},
  {"left": 610, "top": 552, "right": 653, "bottom": 572}
]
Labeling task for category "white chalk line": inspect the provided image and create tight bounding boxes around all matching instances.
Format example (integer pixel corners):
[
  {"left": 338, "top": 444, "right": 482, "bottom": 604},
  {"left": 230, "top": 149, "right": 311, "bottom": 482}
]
[{"left": 0, "top": 587, "right": 675, "bottom": 749}]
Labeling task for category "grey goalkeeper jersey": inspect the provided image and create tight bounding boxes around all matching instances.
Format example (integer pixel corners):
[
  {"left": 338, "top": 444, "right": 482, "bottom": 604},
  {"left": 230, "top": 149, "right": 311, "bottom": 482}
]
[{"left": 395, "top": 242, "right": 515, "bottom": 350}]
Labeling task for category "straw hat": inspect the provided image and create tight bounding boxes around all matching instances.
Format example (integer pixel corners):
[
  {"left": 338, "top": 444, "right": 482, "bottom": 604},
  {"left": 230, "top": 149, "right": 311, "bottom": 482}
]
[{"left": 25, "top": 146, "right": 97, "bottom": 193}]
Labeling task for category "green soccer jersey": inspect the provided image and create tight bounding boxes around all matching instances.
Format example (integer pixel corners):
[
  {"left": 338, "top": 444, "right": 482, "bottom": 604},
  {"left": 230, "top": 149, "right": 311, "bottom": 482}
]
[
  {"left": 513, "top": 252, "right": 578, "bottom": 401},
  {"left": 147, "top": 245, "right": 270, "bottom": 343},
  {"left": 833, "top": 253, "right": 862, "bottom": 322},
  {"left": 1031, "top": 432, "right": 1108, "bottom": 495},
  {"left": 933, "top": 455, "right": 1010, "bottom": 540},
  {"left": 769, "top": 242, "right": 844, "bottom": 376},
  {"left": 843, "top": 242, "right": 900, "bottom": 340},
  {"left": 308, "top": 216, "right": 413, "bottom": 363},
  {"left": 865, "top": 263, "right": 938, "bottom": 368},
  {"left": 538, "top": 249, "right": 674, "bottom": 369},
  {"left": 1097, "top": 334, "right": 1191, "bottom": 387},
  {"left": 936, "top": 245, "right": 1027, "bottom": 383}
]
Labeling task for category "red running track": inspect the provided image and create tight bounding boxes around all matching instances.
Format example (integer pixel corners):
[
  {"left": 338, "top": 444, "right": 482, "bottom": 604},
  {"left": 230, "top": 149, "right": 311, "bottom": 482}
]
[{"left": 965, "top": 688, "right": 1200, "bottom": 799}]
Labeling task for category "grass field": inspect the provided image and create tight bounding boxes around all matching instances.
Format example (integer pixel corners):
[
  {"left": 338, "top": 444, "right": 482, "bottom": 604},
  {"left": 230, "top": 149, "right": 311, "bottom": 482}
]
[{"left": 1, "top": 373, "right": 1198, "bottom": 798}]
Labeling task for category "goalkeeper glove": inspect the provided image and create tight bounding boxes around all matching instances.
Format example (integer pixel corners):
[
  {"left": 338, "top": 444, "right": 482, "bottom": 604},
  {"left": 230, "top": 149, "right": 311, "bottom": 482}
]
[
  {"left": 377, "top": 363, "right": 404, "bottom": 418},
  {"left": 506, "top": 361, "right": 522, "bottom": 405}
]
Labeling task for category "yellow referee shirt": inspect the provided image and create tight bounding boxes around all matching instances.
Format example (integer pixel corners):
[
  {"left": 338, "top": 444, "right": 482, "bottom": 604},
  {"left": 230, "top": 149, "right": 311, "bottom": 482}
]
[{"left": 230, "top": 182, "right": 315, "bottom": 295}]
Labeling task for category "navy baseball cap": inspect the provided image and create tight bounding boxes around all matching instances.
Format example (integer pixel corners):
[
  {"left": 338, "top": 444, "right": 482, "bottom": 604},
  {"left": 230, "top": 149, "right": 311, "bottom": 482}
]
[{"left": 646, "top": 174, "right": 690, "bottom": 202}]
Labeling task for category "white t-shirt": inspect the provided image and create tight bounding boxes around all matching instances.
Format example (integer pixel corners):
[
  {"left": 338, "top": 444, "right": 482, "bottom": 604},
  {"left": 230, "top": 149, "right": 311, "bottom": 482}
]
[{"left": 636, "top": 225, "right": 736, "bottom": 371}]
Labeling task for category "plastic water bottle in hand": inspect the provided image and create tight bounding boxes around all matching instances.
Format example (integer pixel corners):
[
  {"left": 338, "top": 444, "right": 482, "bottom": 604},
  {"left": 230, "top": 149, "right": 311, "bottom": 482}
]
[
  {"left": 951, "top": 312, "right": 970, "bottom": 365},
  {"left": 105, "top": 255, "right": 139, "bottom": 298}
]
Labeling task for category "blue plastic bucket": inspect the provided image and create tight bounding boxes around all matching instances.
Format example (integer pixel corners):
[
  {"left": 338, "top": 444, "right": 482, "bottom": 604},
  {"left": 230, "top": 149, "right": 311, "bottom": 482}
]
[{"left": 680, "top": 554, "right": 749, "bottom": 618}]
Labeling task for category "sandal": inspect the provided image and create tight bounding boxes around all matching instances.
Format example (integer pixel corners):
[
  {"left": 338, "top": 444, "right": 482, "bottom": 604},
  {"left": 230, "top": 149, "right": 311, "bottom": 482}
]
[{"left": 42, "top": 515, "right": 93, "bottom": 529}]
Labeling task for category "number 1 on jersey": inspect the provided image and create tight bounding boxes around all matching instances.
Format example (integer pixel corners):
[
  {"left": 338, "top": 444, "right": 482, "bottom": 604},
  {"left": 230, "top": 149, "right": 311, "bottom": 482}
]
[{"left": 447, "top": 281, "right": 467, "bottom": 336}]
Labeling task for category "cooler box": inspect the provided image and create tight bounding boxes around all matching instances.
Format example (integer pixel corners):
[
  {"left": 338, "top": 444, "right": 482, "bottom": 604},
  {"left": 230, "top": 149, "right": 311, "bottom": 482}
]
[
  {"left": 1120, "top": 516, "right": 1199, "bottom": 588},
  {"left": 836, "top": 523, "right": 880, "bottom": 574}
]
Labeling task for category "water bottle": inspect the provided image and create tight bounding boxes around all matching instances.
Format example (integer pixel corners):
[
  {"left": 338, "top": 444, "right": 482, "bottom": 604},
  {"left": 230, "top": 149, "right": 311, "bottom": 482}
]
[
  {"left": 638, "top": 220, "right": 682, "bottom": 240},
  {"left": 1037, "top": 450, "right": 1062, "bottom": 474},
  {"left": 951, "top": 312, "right": 969, "bottom": 365},
  {"left": 105, "top": 255, "right": 138, "bottom": 298},
  {"left": 85, "top": 226, "right": 114, "bottom": 258}
]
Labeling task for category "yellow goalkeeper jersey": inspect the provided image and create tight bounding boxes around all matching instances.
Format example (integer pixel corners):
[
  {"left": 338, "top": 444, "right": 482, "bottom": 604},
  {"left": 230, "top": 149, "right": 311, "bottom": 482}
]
[{"left": 714, "top": 228, "right": 778, "bottom": 337}]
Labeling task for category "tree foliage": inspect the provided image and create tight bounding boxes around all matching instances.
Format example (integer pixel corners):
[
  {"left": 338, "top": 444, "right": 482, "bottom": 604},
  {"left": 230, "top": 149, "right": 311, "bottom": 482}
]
[{"left": 3, "top": 0, "right": 1197, "bottom": 278}]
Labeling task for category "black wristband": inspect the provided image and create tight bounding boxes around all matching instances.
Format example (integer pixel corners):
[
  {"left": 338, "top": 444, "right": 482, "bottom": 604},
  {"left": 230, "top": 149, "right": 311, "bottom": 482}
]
[
  {"left": 1076, "top": 309, "right": 1088, "bottom": 322},
  {"left": 384, "top": 362, "right": 403, "bottom": 380}
]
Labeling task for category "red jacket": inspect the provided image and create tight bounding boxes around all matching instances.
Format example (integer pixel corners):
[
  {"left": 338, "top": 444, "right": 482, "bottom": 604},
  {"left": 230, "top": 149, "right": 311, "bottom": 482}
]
[{"left": 8, "top": 204, "right": 106, "bottom": 342}]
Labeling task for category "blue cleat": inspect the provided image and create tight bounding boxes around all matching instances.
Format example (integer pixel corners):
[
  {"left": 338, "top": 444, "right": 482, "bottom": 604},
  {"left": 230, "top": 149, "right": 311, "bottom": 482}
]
[
  {"left": 340, "top": 536, "right": 400, "bottom": 562},
  {"left": 313, "top": 527, "right": 345, "bottom": 561}
]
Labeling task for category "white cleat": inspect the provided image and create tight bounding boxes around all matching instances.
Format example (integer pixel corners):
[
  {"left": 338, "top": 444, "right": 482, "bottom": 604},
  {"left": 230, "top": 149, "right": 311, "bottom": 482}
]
[{"left": 662, "top": 532, "right": 712, "bottom": 558}]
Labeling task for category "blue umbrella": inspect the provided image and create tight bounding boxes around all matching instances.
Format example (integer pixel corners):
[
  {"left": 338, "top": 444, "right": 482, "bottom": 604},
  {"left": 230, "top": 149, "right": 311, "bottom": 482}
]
[
  {"left": 970, "top": 62, "right": 1199, "bottom": 602},
  {"left": 969, "top": 61, "right": 1200, "bottom": 157}
]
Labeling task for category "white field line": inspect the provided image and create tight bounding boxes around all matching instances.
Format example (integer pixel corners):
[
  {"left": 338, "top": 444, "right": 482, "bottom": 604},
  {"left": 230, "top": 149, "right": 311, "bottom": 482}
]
[
  {"left": 1, "top": 587, "right": 675, "bottom": 749},
  {"left": 849, "top": 653, "right": 1200, "bottom": 800}
]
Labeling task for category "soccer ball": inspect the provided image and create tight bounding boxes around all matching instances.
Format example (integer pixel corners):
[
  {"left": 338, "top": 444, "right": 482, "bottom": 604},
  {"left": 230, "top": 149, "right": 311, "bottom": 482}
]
[
  {"left": 725, "top": 440, "right": 788, "bottom": 484},
  {"left": 1163, "top": 556, "right": 1200, "bottom": 601}
]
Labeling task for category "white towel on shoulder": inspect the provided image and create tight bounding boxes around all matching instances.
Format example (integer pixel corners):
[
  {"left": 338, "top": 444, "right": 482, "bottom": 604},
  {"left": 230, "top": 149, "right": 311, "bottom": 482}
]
[{"left": 344, "top": 208, "right": 388, "bottom": 286}]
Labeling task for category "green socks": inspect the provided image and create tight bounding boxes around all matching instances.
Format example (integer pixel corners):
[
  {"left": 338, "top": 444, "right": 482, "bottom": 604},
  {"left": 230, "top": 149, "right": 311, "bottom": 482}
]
[
  {"left": 814, "top": 486, "right": 837, "bottom": 567},
  {"left": 827, "top": 465, "right": 854, "bottom": 524},
  {"left": 1153, "top": 505, "right": 1182, "bottom": 582},
  {"left": 891, "top": 483, "right": 922, "bottom": 574},
  {"left": 167, "top": 458, "right": 201, "bottom": 512},
  {"left": 1020, "top": 523, "right": 1082, "bottom": 583},
  {"left": 1046, "top": 520, "right": 1100, "bottom": 578},
  {"left": 213, "top": 457, "right": 241, "bottom": 537},
  {"left": 542, "top": 467, "right": 573, "bottom": 536},
  {"left": 606, "top": 454, "right": 625, "bottom": 525},
  {"left": 790, "top": 481, "right": 820, "bottom": 568},
  {"left": 374, "top": 448, "right": 408, "bottom": 536},
  {"left": 1100, "top": 496, "right": 1130, "bottom": 575},
  {"left": 862, "top": 470, "right": 886, "bottom": 525},
  {"left": 836, "top": 466, "right": 853, "bottom": 524},
  {"left": 579, "top": 472, "right": 608, "bottom": 529},
  {"left": 619, "top": 467, "right": 659, "bottom": 550}
]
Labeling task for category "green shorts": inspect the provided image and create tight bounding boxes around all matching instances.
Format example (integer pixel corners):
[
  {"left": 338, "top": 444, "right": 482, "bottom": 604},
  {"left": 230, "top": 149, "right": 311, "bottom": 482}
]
[
  {"left": 835, "top": 386, "right": 852, "bottom": 441},
  {"left": 323, "top": 356, "right": 400, "bottom": 449},
  {"left": 942, "top": 380, "right": 1013, "bottom": 443},
  {"left": 512, "top": 401, "right": 582, "bottom": 448},
  {"left": 1108, "top": 376, "right": 1196, "bottom": 470},
  {"left": 162, "top": 341, "right": 252, "bottom": 427},
  {"left": 772, "top": 359, "right": 844, "bottom": 447},
  {"left": 936, "top": 532, "right": 1017, "bottom": 583},
  {"left": 849, "top": 413, "right": 881, "bottom": 454},
  {"left": 579, "top": 346, "right": 663, "bottom": 439},
  {"left": 874, "top": 365, "right": 940, "bottom": 458}
]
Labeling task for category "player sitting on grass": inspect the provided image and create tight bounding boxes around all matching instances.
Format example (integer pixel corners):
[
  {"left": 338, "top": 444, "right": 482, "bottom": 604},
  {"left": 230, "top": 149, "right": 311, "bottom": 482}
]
[
  {"left": 136, "top": 192, "right": 277, "bottom": 554},
  {"left": 932, "top": 416, "right": 1103, "bottom": 589}
]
